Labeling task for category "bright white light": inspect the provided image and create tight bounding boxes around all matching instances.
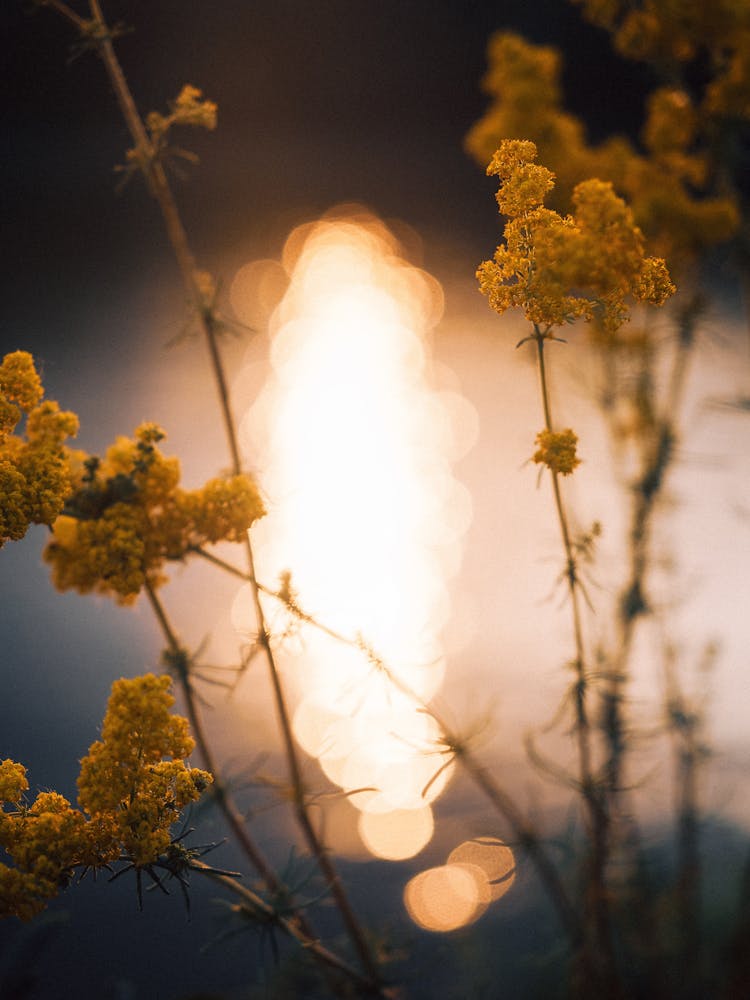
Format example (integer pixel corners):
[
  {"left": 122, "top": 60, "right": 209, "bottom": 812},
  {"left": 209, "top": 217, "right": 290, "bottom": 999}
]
[{"left": 232, "top": 208, "right": 475, "bottom": 857}]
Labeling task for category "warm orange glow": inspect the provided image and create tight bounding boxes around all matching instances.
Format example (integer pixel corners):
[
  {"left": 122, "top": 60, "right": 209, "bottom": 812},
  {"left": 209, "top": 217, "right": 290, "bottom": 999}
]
[
  {"left": 230, "top": 259, "right": 288, "bottom": 329},
  {"left": 447, "top": 836, "right": 516, "bottom": 901},
  {"left": 358, "top": 805, "right": 434, "bottom": 860},
  {"left": 231, "top": 207, "right": 474, "bottom": 858},
  {"left": 403, "top": 837, "right": 516, "bottom": 932},
  {"left": 403, "top": 863, "right": 490, "bottom": 932}
]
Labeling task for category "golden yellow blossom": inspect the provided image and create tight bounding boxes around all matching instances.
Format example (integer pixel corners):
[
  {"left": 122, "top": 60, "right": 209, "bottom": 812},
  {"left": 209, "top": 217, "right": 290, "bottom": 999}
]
[
  {"left": 476, "top": 141, "right": 675, "bottom": 332},
  {"left": 0, "top": 352, "right": 43, "bottom": 414},
  {"left": 0, "top": 867, "right": 48, "bottom": 922},
  {"left": 0, "top": 788, "right": 110, "bottom": 920},
  {"left": 643, "top": 88, "right": 696, "bottom": 160},
  {"left": 43, "top": 424, "right": 264, "bottom": 603},
  {"left": 78, "top": 674, "right": 212, "bottom": 867},
  {"left": 172, "top": 84, "right": 218, "bottom": 130},
  {"left": 533, "top": 428, "right": 581, "bottom": 476},
  {"left": 0, "top": 352, "right": 78, "bottom": 547},
  {"left": 466, "top": 32, "right": 740, "bottom": 269},
  {"left": 0, "top": 761, "right": 28, "bottom": 804},
  {"left": 487, "top": 139, "right": 555, "bottom": 215},
  {"left": 145, "top": 84, "right": 217, "bottom": 147},
  {"left": 1, "top": 675, "right": 212, "bottom": 919}
]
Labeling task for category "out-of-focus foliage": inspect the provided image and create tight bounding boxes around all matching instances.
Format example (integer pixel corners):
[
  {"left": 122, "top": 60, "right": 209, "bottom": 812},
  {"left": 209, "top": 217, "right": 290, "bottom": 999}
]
[
  {"left": 573, "top": 0, "right": 750, "bottom": 123},
  {"left": 465, "top": 31, "right": 742, "bottom": 271}
]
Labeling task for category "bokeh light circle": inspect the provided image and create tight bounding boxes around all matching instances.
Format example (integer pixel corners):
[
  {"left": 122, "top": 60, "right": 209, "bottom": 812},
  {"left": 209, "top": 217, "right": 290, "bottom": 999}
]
[
  {"left": 358, "top": 806, "right": 434, "bottom": 860},
  {"left": 404, "top": 863, "right": 490, "bottom": 932}
]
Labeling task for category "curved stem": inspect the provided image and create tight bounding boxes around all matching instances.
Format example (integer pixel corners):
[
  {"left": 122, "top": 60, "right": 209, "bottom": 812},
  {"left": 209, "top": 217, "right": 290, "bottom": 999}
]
[
  {"left": 190, "top": 861, "right": 383, "bottom": 994},
  {"left": 42, "top": 0, "right": 86, "bottom": 30},
  {"left": 144, "top": 581, "right": 279, "bottom": 892},
  {"left": 534, "top": 330, "right": 594, "bottom": 792},
  {"left": 188, "top": 545, "right": 583, "bottom": 951},
  {"left": 243, "top": 545, "right": 384, "bottom": 989},
  {"left": 65, "top": 5, "right": 382, "bottom": 988},
  {"left": 87, "top": 0, "right": 242, "bottom": 475},
  {"left": 144, "top": 581, "right": 367, "bottom": 998},
  {"left": 602, "top": 303, "right": 697, "bottom": 800},
  {"left": 533, "top": 327, "right": 620, "bottom": 998}
]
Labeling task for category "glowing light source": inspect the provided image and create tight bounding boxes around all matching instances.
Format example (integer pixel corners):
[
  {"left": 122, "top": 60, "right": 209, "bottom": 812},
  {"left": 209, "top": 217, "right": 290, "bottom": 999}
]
[
  {"left": 447, "top": 836, "right": 516, "bottom": 901},
  {"left": 404, "top": 837, "right": 516, "bottom": 932},
  {"left": 358, "top": 806, "right": 434, "bottom": 861},
  {"left": 404, "top": 838, "right": 515, "bottom": 932},
  {"left": 232, "top": 207, "right": 474, "bottom": 859},
  {"left": 404, "top": 863, "right": 490, "bottom": 932}
]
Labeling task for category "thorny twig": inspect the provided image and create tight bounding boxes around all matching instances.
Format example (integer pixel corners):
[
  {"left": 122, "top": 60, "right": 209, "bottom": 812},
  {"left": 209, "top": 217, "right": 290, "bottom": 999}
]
[{"left": 39, "top": 2, "right": 384, "bottom": 991}]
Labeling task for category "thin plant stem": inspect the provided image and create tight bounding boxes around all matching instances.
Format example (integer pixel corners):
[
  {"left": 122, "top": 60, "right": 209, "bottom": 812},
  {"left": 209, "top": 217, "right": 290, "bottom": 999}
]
[
  {"left": 50, "top": 4, "right": 383, "bottom": 988},
  {"left": 41, "top": 0, "right": 87, "bottom": 30},
  {"left": 454, "top": 748, "right": 584, "bottom": 947},
  {"left": 144, "top": 580, "right": 280, "bottom": 892},
  {"left": 722, "top": 845, "right": 750, "bottom": 999},
  {"left": 534, "top": 329, "right": 594, "bottom": 796},
  {"left": 144, "top": 581, "right": 364, "bottom": 999},
  {"left": 188, "top": 545, "right": 585, "bottom": 952},
  {"left": 189, "top": 861, "right": 381, "bottom": 994},
  {"left": 592, "top": 312, "right": 699, "bottom": 993},
  {"left": 242, "top": 550, "right": 385, "bottom": 991},
  {"left": 602, "top": 300, "right": 699, "bottom": 802},
  {"left": 85, "top": 0, "right": 242, "bottom": 475},
  {"left": 663, "top": 641, "right": 705, "bottom": 998},
  {"left": 533, "top": 326, "right": 621, "bottom": 998}
]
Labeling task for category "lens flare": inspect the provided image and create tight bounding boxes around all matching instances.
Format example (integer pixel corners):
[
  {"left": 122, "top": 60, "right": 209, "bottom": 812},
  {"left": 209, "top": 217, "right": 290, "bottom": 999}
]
[
  {"left": 404, "top": 863, "right": 490, "bottom": 932},
  {"left": 232, "top": 207, "right": 474, "bottom": 859},
  {"left": 447, "top": 837, "right": 516, "bottom": 901},
  {"left": 404, "top": 838, "right": 515, "bottom": 933},
  {"left": 358, "top": 806, "right": 434, "bottom": 861}
]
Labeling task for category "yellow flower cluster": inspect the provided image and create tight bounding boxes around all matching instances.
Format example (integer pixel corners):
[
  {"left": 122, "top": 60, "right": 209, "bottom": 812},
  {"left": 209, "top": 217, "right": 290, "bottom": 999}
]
[
  {"left": 145, "top": 84, "right": 218, "bottom": 146},
  {"left": 78, "top": 674, "right": 212, "bottom": 867},
  {"left": 476, "top": 141, "right": 675, "bottom": 332},
  {"left": 0, "top": 676, "right": 211, "bottom": 920},
  {"left": 488, "top": 140, "right": 555, "bottom": 216},
  {"left": 43, "top": 423, "right": 265, "bottom": 603},
  {"left": 533, "top": 428, "right": 581, "bottom": 476},
  {"left": 465, "top": 33, "right": 739, "bottom": 269},
  {"left": 0, "top": 351, "right": 78, "bottom": 547},
  {"left": 0, "top": 789, "right": 113, "bottom": 921},
  {"left": 0, "top": 761, "right": 28, "bottom": 804}
]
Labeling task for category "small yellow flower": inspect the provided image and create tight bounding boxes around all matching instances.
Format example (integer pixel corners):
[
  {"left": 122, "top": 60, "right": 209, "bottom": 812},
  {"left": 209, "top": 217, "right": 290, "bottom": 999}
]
[
  {"left": 487, "top": 141, "right": 556, "bottom": 217},
  {"left": 477, "top": 140, "right": 675, "bottom": 332},
  {"left": 533, "top": 428, "right": 581, "bottom": 476},
  {"left": 0, "top": 675, "right": 212, "bottom": 919},
  {"left": 0, "top": 352, "right": 43, "bottom": 414},
  {"left": 43, "top": 425, "right": 265, "bottom": 603},
  {"left": 467, "top": 31, "right": 741, "bottom": 268},
  {"left": 172, "top": 85, "right": 218, "bottom": 130},
  {"left": 0, "top": 866, "right": 48, "bottom": 921},
  {"left": 145, "top": 84, "right": 217, "bottom": 146},
  {"left": 0, "top": 352, "right": 78, "bottom": 547},
  {"left": 78, "top": 674, "right": 212, "bottom": 867},
  {"left": 0, "top": 760, "right": 28, "bottom": 804},
  {"left": 633, "top": 256, "right": 676, "bottom": 307}
]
